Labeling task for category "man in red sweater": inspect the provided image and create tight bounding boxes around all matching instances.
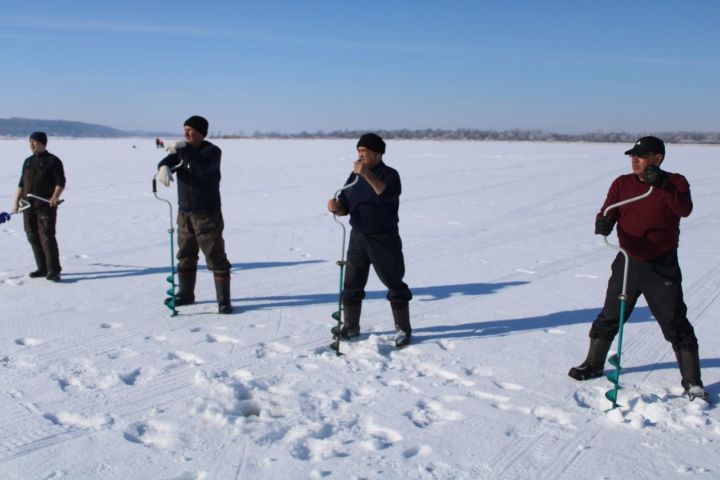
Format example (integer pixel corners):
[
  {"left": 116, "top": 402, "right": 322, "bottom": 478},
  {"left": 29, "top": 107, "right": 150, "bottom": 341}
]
[{"left": 568, "top": 136, "right": 708, "bottom": 401}]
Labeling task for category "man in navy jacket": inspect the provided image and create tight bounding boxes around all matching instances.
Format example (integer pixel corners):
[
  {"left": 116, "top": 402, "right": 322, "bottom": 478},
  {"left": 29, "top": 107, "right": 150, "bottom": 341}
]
[
  {"left": 327, "top": 133, "right": 413, "bottom": 347},
  {"left": 157, "top": 116, "right": 232, "bottom": 314}
]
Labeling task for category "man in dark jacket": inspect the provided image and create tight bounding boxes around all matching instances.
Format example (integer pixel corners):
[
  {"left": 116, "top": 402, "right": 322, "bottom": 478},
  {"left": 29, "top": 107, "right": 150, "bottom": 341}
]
[
  {"left": 156, "top": 116, "right": 232, "bottom": 314},
  {"left": 12, "top": 132, "right": 65, "bottom": 282},
  {"left": 568, "top": 136, "right": 707, "bottom": 401},
  {"left": 327, "top": 133, "right": 413, "bottom": 347}
]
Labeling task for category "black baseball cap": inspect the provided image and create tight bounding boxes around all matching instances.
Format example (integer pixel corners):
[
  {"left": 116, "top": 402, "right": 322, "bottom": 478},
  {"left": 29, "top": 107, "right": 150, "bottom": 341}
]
[{"left": 624, "top": 136, "right": 665, "bottom": 156}]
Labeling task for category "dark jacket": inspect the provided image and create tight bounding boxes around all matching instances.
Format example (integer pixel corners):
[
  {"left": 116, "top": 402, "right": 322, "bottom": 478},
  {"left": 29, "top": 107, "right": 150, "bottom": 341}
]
[
  {"left": 598, "top": 172, "right": 692, "bottom": 261},
  {"left": 339, "top": 161, "right": 401, "bottom": 234},
  {"left": 158, "top": 141, "right": 222, "bottom": 213},
  {"left": 18, "top": 151, "right": 66, "bottom": 208}
]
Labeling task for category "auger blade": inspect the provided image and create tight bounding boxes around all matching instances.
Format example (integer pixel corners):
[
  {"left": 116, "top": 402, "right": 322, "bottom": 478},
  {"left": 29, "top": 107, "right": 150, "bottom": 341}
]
[
  {"left": 608, "top": 354, "right": 620, "bottom": 367},
  {"left": 605, "top": 389, "right": 618, "bottom": 403},
  {"left": 331, "top": 311, "right": 341, "bottom": 321}
]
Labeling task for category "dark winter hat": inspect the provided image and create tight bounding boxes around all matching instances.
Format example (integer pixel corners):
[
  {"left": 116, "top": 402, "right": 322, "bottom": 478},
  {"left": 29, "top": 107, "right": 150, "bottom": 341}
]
[
  {"left": 624, "top": 136, "right": 665, "bottom": 156},
  {"left": 29, "top": 131, "right": 48, "bottom": 145},
  {"left": 184, "top": 115, "right": 209, "bottom": 137},
  {"left": 356, "top": 133, "right": 386, "bottom": 154}
]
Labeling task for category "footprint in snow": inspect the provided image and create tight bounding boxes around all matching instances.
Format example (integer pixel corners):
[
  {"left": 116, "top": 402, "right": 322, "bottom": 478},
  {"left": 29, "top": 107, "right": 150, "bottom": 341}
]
[
  {"left": 361, "top": 417, "right": 403, "bottom": 451},
  {"left": 405, "top": 399, "right": 463, "bottom": 428},
  {"left": 403, "top": 444, "right": 432, "bottom": 458},
  {"left": 100, "top": 322, "right": 122, "bottom": 329},
  {"left": 123, "top": 420, "right": 178, "bottom": 449},
  {"left": 15, "top": 337, "right": 43, "bottom": 346},
  {"left": 119, "top": 367, "right": 145, "bottom": 386}
]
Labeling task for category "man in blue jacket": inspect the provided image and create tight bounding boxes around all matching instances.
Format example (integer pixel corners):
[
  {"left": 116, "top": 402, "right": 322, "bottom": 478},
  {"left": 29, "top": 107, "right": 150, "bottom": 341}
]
[
  {"left": 157, "top": 116, "right": 232, "bottom": 314},
  {"left": 327, "top": 133, "right": 413, "bottom": 347}
]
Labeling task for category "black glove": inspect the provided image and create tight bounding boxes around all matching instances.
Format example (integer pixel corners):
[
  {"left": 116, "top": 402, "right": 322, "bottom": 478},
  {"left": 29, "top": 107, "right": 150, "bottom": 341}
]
[
  {"left": 595, "top": 216, "right": 615, "bottom": 236},
  {"left": 644, "top": 165, "right": 667, "bottom": 187}
]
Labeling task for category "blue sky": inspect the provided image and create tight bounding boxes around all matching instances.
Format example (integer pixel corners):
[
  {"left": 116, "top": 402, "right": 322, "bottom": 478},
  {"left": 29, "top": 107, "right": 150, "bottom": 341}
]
[{"left": 1, "top": 1, "right": 719, "bottom": 134}]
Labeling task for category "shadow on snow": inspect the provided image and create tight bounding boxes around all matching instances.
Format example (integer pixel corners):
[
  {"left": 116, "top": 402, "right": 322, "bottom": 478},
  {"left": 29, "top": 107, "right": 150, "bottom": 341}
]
[
  {"left": 59, "top": 260, "right": 324, "bottom": 282},
  {"left": 231, "top": 281, "right": 530, "bottom": 311}
]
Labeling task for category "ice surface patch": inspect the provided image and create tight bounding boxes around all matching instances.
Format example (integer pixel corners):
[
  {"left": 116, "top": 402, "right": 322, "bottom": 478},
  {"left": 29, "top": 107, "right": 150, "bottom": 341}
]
[
  {"left": 494, "top": 381, "right": 525, "bottom": 391},
  {"left": 44, "top": 411, "right": 114, "bottom": 430},
  {"left": 15, "top": 337, "right": 43, "bottom": 346},
  {"left": 171, "top": 473, "right": 208, "bottom": 480},
  {"left": 167, "top": 350, "right": 204, "bottom": 365},
  {"left": 205, "top": 333, "right": 239, "bottom": 344}
]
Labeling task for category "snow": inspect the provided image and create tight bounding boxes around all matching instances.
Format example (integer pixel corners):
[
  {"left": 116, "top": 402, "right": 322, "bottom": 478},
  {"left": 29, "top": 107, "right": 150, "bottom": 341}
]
[{"left": 1, "top": 138, "right": 719, "bottom": 479}]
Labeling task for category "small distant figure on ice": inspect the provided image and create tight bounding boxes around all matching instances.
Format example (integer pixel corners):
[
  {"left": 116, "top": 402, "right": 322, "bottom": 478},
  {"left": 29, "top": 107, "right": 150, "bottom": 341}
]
[
  {"left": 156, "top": 116, "right": 233, "bottom": 314},
  {"left": 327, "top": 133, "right": 413, "bottom": 348},
  {"left": 11, "top": 132, "right": 66, "bottom": 282},
  {"left": 568, "top": 136, "right": 709, "bottom": 402},
  {"left": 155, "top": 138, "right": 165, "bottom": 149}
]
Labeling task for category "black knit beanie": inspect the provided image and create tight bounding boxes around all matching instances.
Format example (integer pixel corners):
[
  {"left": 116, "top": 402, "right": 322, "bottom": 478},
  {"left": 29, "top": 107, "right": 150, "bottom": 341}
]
[
  {"left": 29, "top": 131, "right": 48, "bottom": 145},
  {"left": 184, "top": 115, "right": 209, "bottom": 137},
  {"left": 356, "top": 133, "right": 386, "bottom": 154}
]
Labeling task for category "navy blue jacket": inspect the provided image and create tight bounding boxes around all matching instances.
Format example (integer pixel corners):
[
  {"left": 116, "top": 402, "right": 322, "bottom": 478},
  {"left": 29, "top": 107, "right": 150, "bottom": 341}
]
[
  {"left": 338, "top": 161, "right": 401, "bottom": 234},
  {"left": 158, "top": 141, "right": 222, "bottom": 213}
]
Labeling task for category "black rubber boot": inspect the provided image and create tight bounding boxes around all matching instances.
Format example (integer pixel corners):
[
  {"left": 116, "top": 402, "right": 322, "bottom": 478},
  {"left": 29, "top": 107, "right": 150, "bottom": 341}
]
[
  {"left": 331, "top": 303, "right": 361, "bottom": 339},
  {"left": 214, "top": 272, "right": 232, "bottom": 314},
  {"left": 568, "top": 337, "right": 612, "bottom": 381},
  {"left": 165, "top": 269, "right": 196, "bottom": 307},
  {"left": 28, "top": 269, "right": 47, "bottom": 278},
  {"left": 29, "top": 241, "right": 47, "bottom": 277},
  {"left": 392, "top": 305, "right": 412, "bottom": 348},
  {"left": 673, "top": 344, "right": 708, "bottom": 401}
]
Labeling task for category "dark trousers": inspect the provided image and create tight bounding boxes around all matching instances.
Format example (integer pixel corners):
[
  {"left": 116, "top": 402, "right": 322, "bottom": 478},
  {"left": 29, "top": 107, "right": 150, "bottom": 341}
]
[
  {"left": 590, "top": 251, "right": 698, "bottom": 348},
  {"left": 177, "top": 210, "right": 231, "bottom": 273},
  {"left": 342, "top": 229, "right": 412, "bottom": 308},
  {"left": 23, "top": 208, "right": 61, "bottom": 273}
]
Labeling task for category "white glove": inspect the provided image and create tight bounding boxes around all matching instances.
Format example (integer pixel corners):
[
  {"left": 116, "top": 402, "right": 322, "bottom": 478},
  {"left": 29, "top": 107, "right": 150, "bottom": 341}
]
[
  {"left": 165, "top": 141, "right": 186, "bottom": 154},
  {"left": 156, "top": 165, "right": 173, "bottom": 187}
]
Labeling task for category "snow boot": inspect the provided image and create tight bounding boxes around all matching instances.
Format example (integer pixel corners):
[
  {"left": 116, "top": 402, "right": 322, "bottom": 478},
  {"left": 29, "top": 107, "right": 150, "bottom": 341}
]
[
  {"left": 392, "top": 305, "right": 412, "bottom": 348},
  {"left": 28, "top": 269, "right": 47, "bottom": 278},
  {"left": 46, "top": 271, "right": 61, "bottom": 282},
  {"left": 214, "top": 272, "right": 233, "bottom": 314},
  {"left": 331, "top": 303, "right": 361, "bottom": 339},
  {"left": 568, "top": 337, "right": 612, "bottom": 381},
  {"left": 674, "top": 345, "right": 709, "bottom": 402},
  {"left": 165, "top": 268, "right": 196, "bottom": 307}
]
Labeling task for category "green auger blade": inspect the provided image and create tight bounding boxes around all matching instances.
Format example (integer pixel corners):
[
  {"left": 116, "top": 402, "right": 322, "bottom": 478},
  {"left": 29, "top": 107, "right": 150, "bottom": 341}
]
[
  {"left": 606, "top": 370, "right": 621, "bottom": 383},
  {"left": 331, "top": 311, "right": 341, "bottom": 321},
  {"left": 166, "top": 274, "right": 174, "bottom": 283},
  {"left": 165, "top": 297, "right": 176, "bottom": 309},
  {"left": 605, "top": 389, "right": 619, "bottom": 403},
  {"left": 329, "top": 339, "right": 343, "bottom": 355},
  {"left": 608, "top": 354, "right": 620, "bottom": 367}
]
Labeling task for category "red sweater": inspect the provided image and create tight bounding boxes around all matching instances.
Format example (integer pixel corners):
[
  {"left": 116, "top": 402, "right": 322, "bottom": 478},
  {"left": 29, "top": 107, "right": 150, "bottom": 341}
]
[{"left": 598, "top": 173, "right": 692, "bottom": 261}]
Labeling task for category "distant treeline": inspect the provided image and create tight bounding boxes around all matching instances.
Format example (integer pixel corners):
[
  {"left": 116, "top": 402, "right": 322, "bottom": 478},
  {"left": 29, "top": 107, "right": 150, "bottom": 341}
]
[{"left": 222, "top": 129, "right": 720, "bottom": 145}]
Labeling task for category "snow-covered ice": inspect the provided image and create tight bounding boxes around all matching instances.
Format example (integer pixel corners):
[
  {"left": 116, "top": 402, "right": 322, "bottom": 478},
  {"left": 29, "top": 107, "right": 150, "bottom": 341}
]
[{"left": 1, "top": 138, "right": 718, "bottom": 479}]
